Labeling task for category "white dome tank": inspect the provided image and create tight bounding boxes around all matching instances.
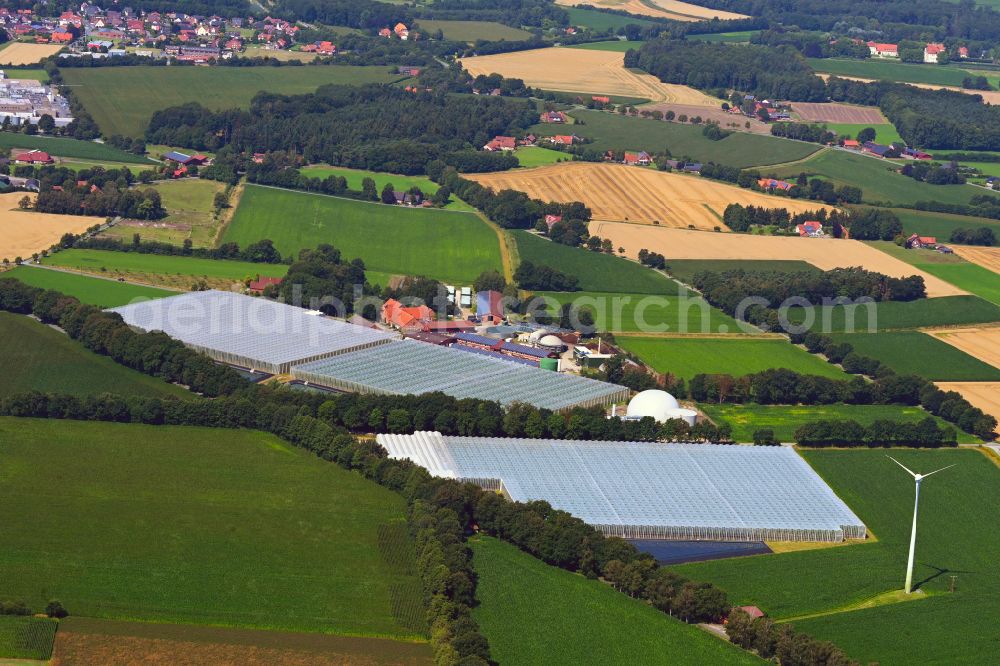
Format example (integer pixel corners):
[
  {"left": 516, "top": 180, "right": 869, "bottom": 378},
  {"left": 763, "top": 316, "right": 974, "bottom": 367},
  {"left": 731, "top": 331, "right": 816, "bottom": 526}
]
[{"left": 626, "top": 390, "right": 681, "bottom": 422}]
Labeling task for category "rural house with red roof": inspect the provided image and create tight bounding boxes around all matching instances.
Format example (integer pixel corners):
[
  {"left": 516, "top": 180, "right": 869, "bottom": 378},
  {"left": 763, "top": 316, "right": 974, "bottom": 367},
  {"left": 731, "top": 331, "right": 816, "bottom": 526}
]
[{"left": 483, "top": 136, "right": 516, "bottom": 151}]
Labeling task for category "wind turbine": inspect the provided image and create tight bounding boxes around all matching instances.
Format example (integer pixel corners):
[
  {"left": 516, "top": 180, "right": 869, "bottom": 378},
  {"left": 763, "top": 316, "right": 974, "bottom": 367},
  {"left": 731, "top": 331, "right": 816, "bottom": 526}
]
[{"left": 888, "top": 456, "right": 955, "bottom": 594}]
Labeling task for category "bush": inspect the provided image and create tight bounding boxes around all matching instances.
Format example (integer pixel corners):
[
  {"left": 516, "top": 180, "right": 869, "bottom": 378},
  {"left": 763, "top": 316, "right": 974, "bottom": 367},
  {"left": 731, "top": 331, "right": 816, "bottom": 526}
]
[
  {"left": 753, "top": 428, "right": 778, "bottom": 446},
  {"left": 45, "top": 600, "right": 68, "bottom": 618}
]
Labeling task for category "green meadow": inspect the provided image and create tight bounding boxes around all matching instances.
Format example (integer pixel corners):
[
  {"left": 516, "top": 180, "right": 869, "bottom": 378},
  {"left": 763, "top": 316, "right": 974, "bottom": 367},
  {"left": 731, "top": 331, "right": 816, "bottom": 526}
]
[
  {"left": 822, "top": 123, "right": 903, "bottom": 145},
  {"left": 0, "top": 418, "right": 427, "bottom": 639},
  {"left": 515, "top": 230, "right": 674, "bottom": 294},
  {"left": 515, "top": 146, "right": 567, "bottom": 168},
  {"left": 890, "top": 207, "right": 1000, "bottom": 240},
  {"left": 807, "top": 58, "right": 971, "bottom": 87},
  {"left": 687, "top": 31, "right": 755, "bottom": 43},
  {"left": 63, "top": 66, "right": 406, "bottom": 137},
  {"left": 829, "top": 331, "right": 1000, "bottom": 381},
  {"left": 785, "top": 295, "right": 1000, "bottom": 331},
  {"left": 677, "top": 448, "right": 1000, "bottom": 664},
  {"left": 297, "top": 165, "right": 473, "bottom": 211},
  {"left": 568, "top": 40, "right": 645, "bottom": 52},
  {"left": 0, "top": 311, "right": 192, "bottom": 400},
  {"left": 1, "top": 266, "right": 176, "bottom": 307},
  {"left": 537, "top": 110, "right": 819, "bottom": 169},
  {"left": 223, "top": 185, "right": 502, "bottom": 283},
  {"left": 472, "top": 537, "right": 759, "bottom": 665},
  {"left": 666, "top": 259, "right": 818, "bottom": 285},
  {"left": 0, "top": 133, "right": 154, "bottom": 163},
  {"left": 564, "top": 7, "right": 657, "bottom": 29},
  {"left": 415, "top": 19, "right": 532, "bottom": 41},
  {"left": 617, "top": 337, "right": 850, "bottom": 380},
  {"left": 702, "top": 403, "right": 978, "bottom": 443},
  {"left": 43, "top": 249, "right": 288, "bottom": 282}
]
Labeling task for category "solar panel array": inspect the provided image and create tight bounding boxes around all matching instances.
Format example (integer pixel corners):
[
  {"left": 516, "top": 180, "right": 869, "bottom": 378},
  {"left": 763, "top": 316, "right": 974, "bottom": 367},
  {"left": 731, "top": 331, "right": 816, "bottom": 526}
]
[
  {"left": 108, "top": 290, "right": 395, "bottom": 373},
  {"left": 378, "top": 432, "right": 867, "bottom": 542},
  {"left": 291, "top": 339, "right": 628, "bottom": 411}
]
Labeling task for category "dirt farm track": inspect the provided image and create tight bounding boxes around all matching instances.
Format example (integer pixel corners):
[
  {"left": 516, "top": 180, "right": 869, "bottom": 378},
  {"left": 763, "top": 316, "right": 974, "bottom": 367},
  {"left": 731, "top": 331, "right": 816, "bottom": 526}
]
[
  {"left": 0, "top": 42, "right": 64, "bottom": 65},
  {"left": 467, "top": 162, "right": 833, "bottom": 230},
  {"left": 459, "top": 48, "right": 719, "bottom": 106},
  {"left": 591, "top": 222, "right": 966, "bottom": 298},
  {"left": 0, "top": 192, "right": 101, "bottom": 260}
]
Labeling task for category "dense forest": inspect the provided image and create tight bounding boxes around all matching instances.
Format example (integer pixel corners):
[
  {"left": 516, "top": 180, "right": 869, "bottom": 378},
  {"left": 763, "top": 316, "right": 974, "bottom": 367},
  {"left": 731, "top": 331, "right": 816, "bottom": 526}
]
[{"left": 146, "top": 86, "right": 537, "bottom": 175}]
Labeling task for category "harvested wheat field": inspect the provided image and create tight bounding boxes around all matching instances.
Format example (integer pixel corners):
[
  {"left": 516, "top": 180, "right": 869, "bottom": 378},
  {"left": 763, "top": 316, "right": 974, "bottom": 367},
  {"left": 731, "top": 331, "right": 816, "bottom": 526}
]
[
  {"left": 460, "top": 48, "right": 718, "bottom": 106},
  {"left": 0, "top": 42, "right": 64, "bottom": 65},
  {"left": 0, "top": 193, "right": 100, "bottom": 261},
  {"left": 927, "top": 327, "right": 1000, "bottom": 370},
  {"left": 591, "top": 222, "right": 966, "bottom": 298},
  {"left": 791, "top": 102, "right": 887, "bottom": 124},
  {"left": 952, "top": 245, "right": 1000, "bottom": 275},
  {"left": 555, "top": 0, "right": 746, "bottom": 21},
  {"left": 468, "top": 162, "right": 832, "bottom": 230},
  {"left": 935, "top": 382, "right": 1000, "bottom": 424}
]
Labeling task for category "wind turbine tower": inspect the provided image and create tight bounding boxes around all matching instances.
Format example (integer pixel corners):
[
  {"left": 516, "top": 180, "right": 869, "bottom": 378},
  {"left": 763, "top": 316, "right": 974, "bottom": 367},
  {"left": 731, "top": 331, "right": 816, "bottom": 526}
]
[{"left": 888, "top": 456, "right": 955, "bottom": 594}]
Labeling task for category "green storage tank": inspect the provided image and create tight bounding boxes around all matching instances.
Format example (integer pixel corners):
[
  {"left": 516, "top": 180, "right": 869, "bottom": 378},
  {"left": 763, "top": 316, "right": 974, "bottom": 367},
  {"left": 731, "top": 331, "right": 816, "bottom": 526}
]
[{"left": 540, "top": 358, "right": 559, "bottom": 371}]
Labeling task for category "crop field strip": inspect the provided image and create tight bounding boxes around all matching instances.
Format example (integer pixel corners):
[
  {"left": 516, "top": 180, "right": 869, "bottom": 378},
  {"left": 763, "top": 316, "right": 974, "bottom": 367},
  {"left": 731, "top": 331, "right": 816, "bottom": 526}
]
[
  {"left": 591, "top": 222, "right": 966, "bottom": 298},
  {"left": 0, "top": 418, "right": 427, "bottom": 639},
  {"left": 617, "top": 337, "right": 850, "bottom": 380},
  {"left": 563, "top": 7, "right": 658, "bottom": 29},
  {"left": 665, "top": 259, "right": 820, "bottom": 284},
  {"left": 701, "top": 403, "right": 979, "bottom": 444},
  {"left": 297, "top": 165, "right": 474, "bottom": 211},
  {"left": 413, "top": 19, "right": 532, "bottom": 41},
  {"left": 469, "top": 163, "right": 833, "bottom": 230},
  {"left": 460, "top": 47, "right": 721, "bottom": 106},
  {"left": 554, "top": 0, "right": 748, "bottom": 21},
  {"left": 676, "top": 449, "right": 999, "bottom": 664},
  {"left": 830, "top": 331, "right": 1000, "bottom": 381},
  {"left": 0, "top": 615, "right": 57, "bottom": 660},
  {"left": 925, "top": 326, "right": 1000, "bottom": 371},
  {"left": 869, "top": 240, "right": 1000, "bottom": 306},
  {"left": 471, "top": 537, "right": 759, "bottom": 665},
  {"left": 0, "top": 192, "right": 106, "bottom": 262},
  {"left": 1, "top": 266, "right": 176, "bottom": 306},
  {"left": 0, "top": 133, "right": 154, "bottom": 163},
  {"left": 935, "top": 381, "right": 1000, "bottom": 423},
  {"left": 222, "top": 185, "right": 502, "bottom": 284},
  {"left": 0, "top": 311, "right": 193, "bottom": 400},
  {"left": 790, "top": 102, "right": 888, "bottom": 124},
  {"left": 62, "top": 66, "right": 409, "bottom": 137},
  {"left": 0, "top": 42, "right": 63, "bottom": 65},
  {"left": 951, "top": 244, "right": 1000, "bottom": 275}
]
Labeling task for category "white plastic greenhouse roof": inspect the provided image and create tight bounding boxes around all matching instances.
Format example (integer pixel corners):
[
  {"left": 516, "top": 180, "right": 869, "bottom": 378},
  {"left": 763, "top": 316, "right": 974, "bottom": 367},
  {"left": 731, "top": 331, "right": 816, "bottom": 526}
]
[
  {"left": 291, "top": 339, "right": 628, "bottom": 411},
  {"left": 108, "top": 290, "right": 395, "bottom": 369},
  {"left": 377, "top": 432, "right": 867, "bottom": 542}
]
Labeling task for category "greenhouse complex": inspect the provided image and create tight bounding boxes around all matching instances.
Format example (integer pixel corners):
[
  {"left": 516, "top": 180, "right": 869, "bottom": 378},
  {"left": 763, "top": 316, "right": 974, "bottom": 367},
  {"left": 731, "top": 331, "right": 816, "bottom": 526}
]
[
  {"left": 377, "top": 432, "right": 868, "bottom": 542},
  {"left": 291, "top": 339, "right": 629, "bottom": 411},
  {"left": 108, "top": 291, "right": 627, "bottom": 410},
  {"left": 108, "top": 290, "right": 395, "bottom": 374}
]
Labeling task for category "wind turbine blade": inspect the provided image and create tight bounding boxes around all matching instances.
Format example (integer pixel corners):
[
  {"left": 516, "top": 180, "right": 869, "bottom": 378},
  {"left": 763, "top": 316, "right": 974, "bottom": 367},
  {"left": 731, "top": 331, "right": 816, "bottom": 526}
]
[
  {"left": 887, "top": 456, "right": 918, "bottom": 478},
  {"left": 920, "top": 464, "right": 956, "bottom": 479}
]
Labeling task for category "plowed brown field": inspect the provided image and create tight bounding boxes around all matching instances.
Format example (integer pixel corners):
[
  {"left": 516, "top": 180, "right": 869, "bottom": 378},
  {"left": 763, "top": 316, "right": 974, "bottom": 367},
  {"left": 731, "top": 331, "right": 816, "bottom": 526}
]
[
  {"left": 0, "top": 42, "right": 64, "bottom": 65},
  {"left": 935, "top": 381, "right": 1000, "bottom": 424},
  {"left": 555, "top": 0, "right": 746, "bottom": 21},
  {"left": 459, "top": 48, "right": 719, "bottom": 106},
  {"left": 467, "top": 162, "right": 833, "bottom": 230},
  {"left": 952, "top": 245, "right": 1000, "bottom": 275},
  {"left": 791, "top": 102, "right": 887, "bottom": 124},
  {"left": 927, "top": 327, "right": 1000, "bottom": 370},
  {"left": 591, "top": 222, "right": 966, "bottom": 298},
  {"left": 0, "top": 193, "right": 101, "bottom": 260}
]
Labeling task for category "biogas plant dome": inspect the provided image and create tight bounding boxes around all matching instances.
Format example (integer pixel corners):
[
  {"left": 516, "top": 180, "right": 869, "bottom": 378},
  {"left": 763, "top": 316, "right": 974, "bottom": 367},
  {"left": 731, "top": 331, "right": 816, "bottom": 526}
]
[{"left": 626, "top": 390, "right": 681, "bottom": 421}]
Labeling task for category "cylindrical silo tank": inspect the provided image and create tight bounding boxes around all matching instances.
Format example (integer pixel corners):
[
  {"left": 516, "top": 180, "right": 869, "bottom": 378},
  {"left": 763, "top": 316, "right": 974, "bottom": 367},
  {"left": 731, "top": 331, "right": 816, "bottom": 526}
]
[{"left": 540, "top": 357, "right": 559, "bottom": 371}]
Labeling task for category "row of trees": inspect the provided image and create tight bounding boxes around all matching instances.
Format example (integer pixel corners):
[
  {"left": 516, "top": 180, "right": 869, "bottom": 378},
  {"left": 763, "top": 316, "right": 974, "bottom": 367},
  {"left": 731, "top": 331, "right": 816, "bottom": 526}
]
[
  {"left": 721, "top": 203, "right": 842, "bottom": 234},
  {"left": 901, "top": 161, "right": 966, "bottom": 185},
  {"left": 514, "top": 260, "right": 579, "bottom": 291},
  {"left": 34, "top": 183, "right": 165, "bottom": 219},
  {"left": 794, "top": 418, "right": 957, "bottom": 447},
  {"left": 949, "top": 227, "right": 997, "bottom": 246},
  {"left": 726, "top": 607, "right": 856, "bottom": 666},
  {"left": 73, "top": 236, "right": 285, "bottom": 264}
]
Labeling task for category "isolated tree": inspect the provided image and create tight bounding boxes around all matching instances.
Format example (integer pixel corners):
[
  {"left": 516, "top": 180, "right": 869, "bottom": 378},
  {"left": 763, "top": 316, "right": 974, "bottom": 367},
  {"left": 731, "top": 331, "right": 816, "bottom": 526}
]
[
  {"left": 361, "top": 177, "right": 377, "bottom": 200},
  {"left": 37, "top": 114, "right": 55, "bottom": 133},
  {"left": 18, "top": 196, "right": 31, "bottom": 210},
  {"left": 380, "top": 183, "right": 396, "bottom": 205},
  {"left": 856, "top": 127, "right": 877, "bottom": 143}
]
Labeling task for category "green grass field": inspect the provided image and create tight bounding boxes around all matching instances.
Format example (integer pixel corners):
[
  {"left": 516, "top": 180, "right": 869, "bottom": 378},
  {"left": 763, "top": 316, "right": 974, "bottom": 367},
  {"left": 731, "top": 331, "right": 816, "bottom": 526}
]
[
  {"left": 676, "top": 448, "right": 1000, "bottom": 664},
  {"left": 829, "top": 331, "right": 1000, "bottom": 381},
  {"left": 542, "top": 110, "right": 820, "bottom": 169},
  {"left": 687, "top": 31, "right": 755, "bottom": 43},
  {"left": 43, "top": 249, "right": 288, "bottom": 282},
  {"left": 415, "top": 19, "right": 532, "bottom": 41},
  {"left": 666, "top": 259, "right": 819, "bottom": 285},
  {"left": 0, "top": 418, "right": 426, "bottom": 638},
  {"left": 568, "top": 40, "right": 645, "bottom": 52},
  {"left": 890, "top": 207, "right": 1000, "bottom": 240},
  {"left": 786, "top": 294, "right": 1000, "bottom": 331},
  {"left": 471, "top": 537, "right": 759, "bottom": 665},
  {"left": 297, "top": 166, "right": 473, "bottom": 211},
  {"left": 0, "top": 133, "right": 154, "bottom": 164},
  {"left": 0, "top": 616, "right": 57, "bottom": 660},
  {"left": 223, "top": 185, "right": 501, "bottom": 283},
  {"left": 807, "top": 58, "right": 972, "bottom": 87},
  {"left": 916, "top": 263, "right": 1000, "bottom": 306},
  {"left": 0, "top": 311, "right": 192, "bottom": 400},
  {"left": 1, "top": 266, "right": 176, "bottom": 306},
  {"left": 533, "top": 290, "right": 747, "bottom": 334},
  {"left": 515, "top": 231, "right": 673, "bottom": 294},
  {"left": 564, "top": 7, "right": 657, "bottom": 29},
  {"left": 102, "top": 178, "right": 227, "bottom": 246},
  {"left": 769, "top": 149, "right": 980, "bottom": 206},
  {"left": 62, "top": 66, "right": 406, "bottom": 137},
  {"left": 617, "top": 337, "right": 850, "bottom": 380},
  {"left": 701, "top": 403, "right": 978, "bottom": 443},
  {"left": 0, "top": 67, "right": 49, "bottom": 81},
  {"left": 821, "top": 123, "right": 902, "bottom": 145},
  {"left": 515, "top": 146, "right": 567, "bottom": 168}
]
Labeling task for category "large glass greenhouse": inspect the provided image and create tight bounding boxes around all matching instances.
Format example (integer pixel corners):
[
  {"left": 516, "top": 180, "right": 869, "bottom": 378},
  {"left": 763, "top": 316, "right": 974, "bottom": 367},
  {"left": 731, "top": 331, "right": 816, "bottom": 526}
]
[
  {"left": 291, "top": 339, "right": 629, "bottom": 411},
  {"left": 377, "top": 432, "right": 867, "bottom": 542},
  {"left": 108, "top": 290, "right": 395, "bottom": 374}
]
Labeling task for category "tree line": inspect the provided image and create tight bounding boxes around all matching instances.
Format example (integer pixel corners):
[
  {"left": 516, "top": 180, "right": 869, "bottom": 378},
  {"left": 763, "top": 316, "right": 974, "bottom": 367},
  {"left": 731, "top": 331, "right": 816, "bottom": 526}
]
[
  {"left": 72, "top": 236, "right": 286, "bottom": 264},
  {"left": 794, "top": 418, "right": 956, "bottom": 447}
]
